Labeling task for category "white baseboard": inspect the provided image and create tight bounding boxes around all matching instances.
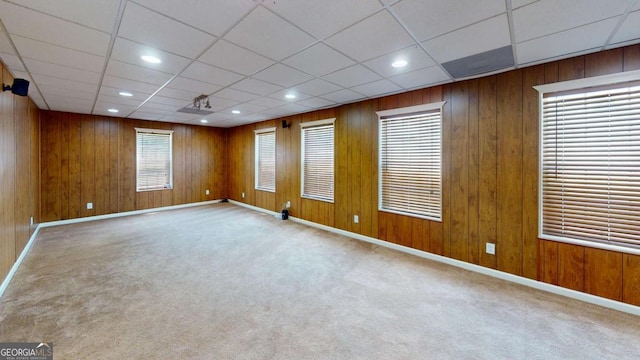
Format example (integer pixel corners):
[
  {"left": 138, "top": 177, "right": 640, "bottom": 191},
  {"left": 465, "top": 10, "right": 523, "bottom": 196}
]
[
  {"left": 0, "top": 226, "right": 41, "bottom": 299},
  {"left": 39, "top": 199, "right": 224, "bottom": 228},
  {"left": 229, "top": 200, "right": 640, "bottom": 317}
]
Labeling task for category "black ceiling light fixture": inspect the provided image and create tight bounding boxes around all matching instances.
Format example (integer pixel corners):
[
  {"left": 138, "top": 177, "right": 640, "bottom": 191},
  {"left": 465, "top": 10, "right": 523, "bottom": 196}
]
[{"left": 2, "top": 78, "right": 29, "bottom": 96}]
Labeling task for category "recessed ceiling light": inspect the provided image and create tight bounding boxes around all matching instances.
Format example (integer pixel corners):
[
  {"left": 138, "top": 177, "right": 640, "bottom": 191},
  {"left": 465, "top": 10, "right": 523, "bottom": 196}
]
[
  {"left": 107, "top": 108, "right": 119, "bottom": 113},
  {"left": 232, "top": 110, "right": 240, "bottom": 114},
  {"left": 200, "top": 119, "right": 208, "bottom": 123},
  {"left": 119, "top": 91, "right": 133, "bottom": 97},
  {"left": 141, "top": 55, "right": 161, "bottom": 64},
  {"left": 392, "top": 59, "right": 408, "bottom": 68},
  {"left": 285, "top": 93, "right": 296, "bottom": 99}
]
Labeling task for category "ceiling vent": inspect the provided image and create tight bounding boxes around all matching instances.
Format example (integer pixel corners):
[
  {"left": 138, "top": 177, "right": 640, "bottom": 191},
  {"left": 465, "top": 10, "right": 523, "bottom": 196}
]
[
  {"left": 177, "top": 94, "right": 214, "bottom": 115},
  {"left": 442, "top": 45, "right": 514, "bottom": 79}
]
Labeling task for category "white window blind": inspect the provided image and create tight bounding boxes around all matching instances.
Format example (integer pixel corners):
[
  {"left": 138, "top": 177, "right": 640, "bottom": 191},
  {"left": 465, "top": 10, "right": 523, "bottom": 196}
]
[
  {"left": 136, "top": 128, "right": 173, "bottom": 192},
  {"left": 255, "top": 128, "right": 276, "bottom": 192},
  {"left": 378, "top": 102, "right": 444, "bottom": 221},
  {"left": 301, "top": 119, "right": 335, "bottom": 202},
  {"left": 540, "top": 81, "right": 640, "bottom": 250}
]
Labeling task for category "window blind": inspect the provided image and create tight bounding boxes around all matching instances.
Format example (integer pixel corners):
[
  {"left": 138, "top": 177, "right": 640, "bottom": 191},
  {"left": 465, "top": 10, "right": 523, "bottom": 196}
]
[
  {"left": 541, "top": 82, "right": 640, "bottom": 249},
  {"left": 255, "top": 130, "right": 276, "bottom": 192},
  {"left": 136, "top": 129, "right": 173, "bottom": 191},
  {"left": 302, "top": 122, "right": 334, "bottom": 202},
  {"left": 379, "top": 109, "right": 442, "bottom": 220}
]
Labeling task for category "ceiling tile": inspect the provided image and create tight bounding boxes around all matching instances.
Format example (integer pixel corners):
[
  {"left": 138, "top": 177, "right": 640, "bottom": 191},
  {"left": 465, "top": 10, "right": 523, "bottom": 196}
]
[
  {"left": 132, "top": 0, "right": 255, "bottom": 36},
  {"left": 106, "top": 60, "right": 173, "bottom": 86},
  {"left": 24, "top": 58, "right": 102, "bottom": 84},
  {"left": 322, "top": 64, "right": 381, "bottom": 88},
  {"left": 320, "top": 89, "right": 366, "bottom": 103},
  {"left": 516, "top": 17, "right": 619, "bottom": 65},
  {"left": 130, "top": 110, "right": 165, "bottom": 121},
  {"left": 268, "top": 89, "right": 313, "bottom": 102},
  {"left": 513, "top": 0, "right": 630, "bottom": 42},
  {"left": 12, "top": 36, "right": 105, "bottom": 73},
  {"left": 181, "top": 61, "right": 244, "bottom": 87},
  {"left": 246, "top": 97, "right": 288, "bottom": 108},
  {"left": 198, "top": 40, "right": 275, "bottom": 76},
  {"left": 610, "top": 10, "right": 640, "bottom": 45},
  {"left": 0, "top": 53, "right": 25, "bottom": 72},
  {"left": 102, "top": 75, "right": 162, "bottom": 94},
  {"left": 138, "top": 101, "right": 178, "bottom": 112},
  {"left": 145, "top": 95, "right": 190, "bottom": 107},
  {"left": 160, "top": 112, "right": 200, "bottom": 122},
  {"left": 297, "top": 97, "right": 336, "bottom": 108},
  {"left": 9, "top": 0, "right": 121, "bottom": 33},
  {"left": 350, "top": 79, "right": 402, "bottom": 98},
  {"left": 231, "top": 102, "right": 270, "bottom": 114},
  {"left": 363, "top": 45, "right": 435, "bottom": 77},
  {"left": 94, "top": 103, "right": 137, "bottom": 117},
  {"left": 96, "top": 94, "right": 143, "bottom": 107},
  {"left": 253, "top": 64, "right": 313, "bottom": 88},
  {"left": 272, "top": 103, "right": 311, "bottom": 115},
  {"left": 422, "top": 15, "right": 511, "bottom": 63},
  {"left": 39, "top": 85, "right": 96, "bottom": 101},
  {"left": 0, "top": 30, "right": 16, "bottom": 54},
  {"left": 99, "top": 86, "right": 151, "bottom": 102},
  {"left": 231, "top": 78, "right": 282, "bottom": 96},
  {"left": 118, "top": 2, "right": 216, "bottom": 59},
  {"left": 32, "top": 73, "right": 98, "bottom": 93},
  {"left": 282, "top": 43, "right": 355, "bottom": 76},
  {"left": 0, "top": 1, "right": 110, "bottom": 56},
  {"left": 263, "top": 0, "right": 382, "bottom": 39},
  {"left": 137, "top": 104, "right": 175, "bottom": 115},
  {"left": 203, "top": 96, "right": 241, "bottom": 111},
  {"left": 166, "top": 76, "right": 222, "bottom": 95},
  {"left": 223, "top": 6, "right": 315, "bottom": 61},
  {"left": 156, "top": 87, "right": 200, "bottom": 101},
  {"left": 295, "top": 79, "right": 343, "bottom": 96},
  {"left": 43, "top": 94, "right": 94, "bottom": 110},
  {"left": 110, "top": 37, "right": 191, "bottom": 75},
  {"left": 325, "top": 10, "right": 415, "bottom": 62},
  {"left": 48, "top": 102, "right": 92, "bottom": 114},
  {"left": 389, "top": 66, "right": 451, "bottom": 89},
  {"left": 391, "top": 0, "right": 505, "bottom": 41},
  {"left": 511, "top": 0, "right": 538, "bottom": 9},
  {"left": 214, "top": 88, "right": 260, "bottom": 102}
]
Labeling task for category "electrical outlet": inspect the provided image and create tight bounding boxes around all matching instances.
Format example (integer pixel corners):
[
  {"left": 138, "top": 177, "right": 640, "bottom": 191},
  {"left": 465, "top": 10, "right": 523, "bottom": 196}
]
[
  {"left": 354, "top": 215, "right": 359, "bottom": 224},
  {"left": 286, "top": 201, "right": 290, "bottom": 208},
  {"left": 205, "top": 189, "right": 210, "bottom": 195},
  {"left": 87, "top": 202, "right": 93, "bottom": 210},
  {"left": 242, "top": 192, "right": 245, "bottom": 198},
  {"left": 486, "top": 242, "right": 496, "bottom": 255}
]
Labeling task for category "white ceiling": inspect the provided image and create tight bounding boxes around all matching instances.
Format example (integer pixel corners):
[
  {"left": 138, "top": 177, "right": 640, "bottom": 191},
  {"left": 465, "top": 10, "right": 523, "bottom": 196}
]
[{"left": 1, "top": 0, "right": 639, "bottom": 127}]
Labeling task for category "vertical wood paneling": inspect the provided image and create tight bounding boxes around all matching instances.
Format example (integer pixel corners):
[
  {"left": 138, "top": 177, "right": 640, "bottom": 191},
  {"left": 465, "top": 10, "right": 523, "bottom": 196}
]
[
  {"left": 478, "top": 76, "right": 498, "bottom": 269},
  {"left": 557, "top": 243, "right": 585, "bottom": 292},
  {"left": 584, "top": 248, "right": 623, "bottom": 301},
  {"left": 40, "top": 113, "right": 227, "bottom": 220},
  {"left": 585, "top": 48, "right": 623, "bottom": 77},
  {"left": 521, "top": 65, "right": 544, "bottom": 279},
  {"left": 0, "top": 63, "right": 40, "bottom": 284},
  {"left": 334, "top": 106, "right": 350, "bottom": 231},
  {"left": 449, "top": 82, "right": 469, "bottom": 261},
  {"left": 623, "top": 254, "right": 640, "bottom": 306},
  {"left": 623, "top": 45, "right": 640, "bottom": 71},
  {"left": 441, "top": 86, "right": 452, "bottom": 257},
  {"left": 496, "top": 71, "right": 523, "bottom": 275},
  {"left": 541, "top": 240, "right": 559, "bottom": 284},
  {"left": 467, "top": 80, "right": 480, "bottom": 264}
]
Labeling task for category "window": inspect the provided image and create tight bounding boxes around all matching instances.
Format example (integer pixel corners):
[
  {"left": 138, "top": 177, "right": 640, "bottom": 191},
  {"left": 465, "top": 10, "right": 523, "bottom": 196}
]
[
  {"left": 255, "top": 128, "right": 276, "bottom": 192},
  {"left": 536, "top": 71, "right": 640, "bottom": 251},
  {"left": 301, "top": 118, "right": 335, "bottom": 202},
  {"left": 136, "top": 128, "right": 173, "bottom": 192},
  {"left": 377, "top": 102, "right": 445, "bottom": 220}
]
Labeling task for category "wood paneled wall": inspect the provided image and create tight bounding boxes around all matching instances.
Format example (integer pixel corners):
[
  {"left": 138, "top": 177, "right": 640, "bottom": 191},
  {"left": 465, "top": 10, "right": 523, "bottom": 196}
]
[
  {"left": 40, "top": 112, "right": 227, "bottom": 222},
  {"left": 226, "top": 45, "right": 640, "bottom": 306},
  {"left": 0, "top": 64, "right": 40, "bottom": 282}
]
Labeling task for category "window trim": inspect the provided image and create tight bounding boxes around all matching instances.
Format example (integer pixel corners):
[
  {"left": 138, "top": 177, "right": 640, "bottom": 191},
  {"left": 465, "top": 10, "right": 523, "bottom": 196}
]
[
  {"left": 376, "top": 101, "right": 446, "bottom": 221},
  {"left": 534, "top": 69, "right": 640, "bottom": 256},
  {"left": 300, "top": 118, "right": 335, "bottom": 203},
  {"left": 254, "top": 127, "right": 276, "bottom": 193},
  {"left": 135, "top": 127, "right": 173, "bottom": 192}
]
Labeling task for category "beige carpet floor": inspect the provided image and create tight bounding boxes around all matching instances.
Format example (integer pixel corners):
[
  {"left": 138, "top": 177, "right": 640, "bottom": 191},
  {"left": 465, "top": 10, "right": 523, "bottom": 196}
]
[{"left": 0, "top": 203, "right": 638, "bottom": 359}]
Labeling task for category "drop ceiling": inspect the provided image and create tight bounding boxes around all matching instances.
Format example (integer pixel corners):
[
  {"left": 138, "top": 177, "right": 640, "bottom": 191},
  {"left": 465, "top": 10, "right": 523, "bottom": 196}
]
[{"left": 1, "top": 0, "right": 639, "bottom": 127}]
